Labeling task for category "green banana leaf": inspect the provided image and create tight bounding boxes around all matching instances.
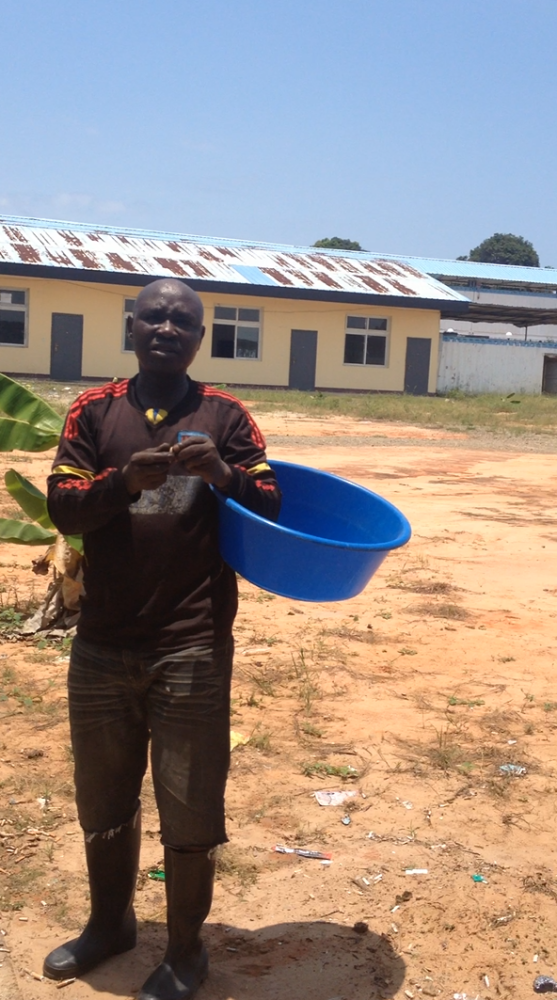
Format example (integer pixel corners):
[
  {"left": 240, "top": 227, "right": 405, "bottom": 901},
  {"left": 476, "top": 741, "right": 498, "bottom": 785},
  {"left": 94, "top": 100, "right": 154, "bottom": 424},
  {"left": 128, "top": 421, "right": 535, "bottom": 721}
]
[
  {"left": 0, "top": 416, "right": 60, "bottom": 452},
  {"left": 0, "top": 518, "right": 57, "bottom": 545},
  {"left": 65, "top": 534, "right": 84, "bottom": 555},
  {"left": 0, "top": 374, "right": 63, "bottom": 436},
  {"left": 3, "top": 470, "right": 83, "bottom": 553},
  {"left": 4, "top": 470, "right": 55, "bottom": 530}
]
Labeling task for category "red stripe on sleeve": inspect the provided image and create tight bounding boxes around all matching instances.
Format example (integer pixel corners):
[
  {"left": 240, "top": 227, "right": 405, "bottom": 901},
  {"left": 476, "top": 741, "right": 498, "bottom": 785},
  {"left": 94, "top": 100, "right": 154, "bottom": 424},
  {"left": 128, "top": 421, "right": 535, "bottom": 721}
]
[
  {"left": 197, "top": 384, "right": 266, "bottom": 449},
  {"left": 65, "top": 381, "right": 129, "bottom": 439}
]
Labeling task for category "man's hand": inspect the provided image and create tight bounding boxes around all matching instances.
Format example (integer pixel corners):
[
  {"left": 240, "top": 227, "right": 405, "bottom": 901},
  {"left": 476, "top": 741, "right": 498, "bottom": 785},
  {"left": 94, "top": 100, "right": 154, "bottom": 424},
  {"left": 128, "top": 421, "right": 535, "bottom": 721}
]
[
  {"left": 171, "top": 436, "right": 233, "bottom": 489},
  {"left": 123, "top": 443, "right": 175, "bottom": 495}
]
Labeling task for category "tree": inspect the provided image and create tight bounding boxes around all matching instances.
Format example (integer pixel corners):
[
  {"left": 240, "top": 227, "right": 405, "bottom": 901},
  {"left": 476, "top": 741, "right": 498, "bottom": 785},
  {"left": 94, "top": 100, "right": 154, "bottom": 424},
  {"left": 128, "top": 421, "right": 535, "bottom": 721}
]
[
  {"left": 463, "top": 233, "right": 540, "bottom": 267},
  {"left": 313, "top": 237, "right": 364, "bottom": 251},
  {"left": 0, "top": 374, "right": 83, "bottom": 631}
]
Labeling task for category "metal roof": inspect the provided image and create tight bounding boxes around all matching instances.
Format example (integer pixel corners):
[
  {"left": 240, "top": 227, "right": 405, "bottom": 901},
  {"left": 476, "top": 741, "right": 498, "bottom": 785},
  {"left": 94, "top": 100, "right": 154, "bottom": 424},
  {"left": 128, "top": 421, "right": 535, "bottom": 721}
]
[
  {"left": 0, "top": 215, "right": 467, "bottom": 305},
  {"left": 393, "top": 254, "right": 557, "bottom": 288},
  {"left": 439, "top": 302, "right": 557, "bottom": 328}
]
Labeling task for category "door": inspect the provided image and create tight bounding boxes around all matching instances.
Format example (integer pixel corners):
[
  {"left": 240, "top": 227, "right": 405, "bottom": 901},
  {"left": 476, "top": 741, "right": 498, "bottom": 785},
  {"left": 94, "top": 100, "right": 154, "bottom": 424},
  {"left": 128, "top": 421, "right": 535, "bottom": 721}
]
[
  {"left": 542, "top": 356, "right": 557, "bottom": 394},
  {"left": 289, "top": 329, "right": 317, "bottom": 390},
  {"left": 404, "top": 337, "right": 431, "bottom": 395},
  {"left": 50, "top": 313, "right": 83, "bottom": 381}
]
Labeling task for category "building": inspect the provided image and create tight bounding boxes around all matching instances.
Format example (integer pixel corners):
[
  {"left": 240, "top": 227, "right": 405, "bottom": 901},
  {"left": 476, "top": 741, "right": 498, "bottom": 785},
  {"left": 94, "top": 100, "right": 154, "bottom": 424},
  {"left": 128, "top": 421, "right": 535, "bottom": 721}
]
[
  {"left": 438, "top": 333, "right": 557, "bottom": 394},
  {"left": 0, "top": 216, "right": 468, "bottom": 394},
  {"left": 393, "top": 255, "right": 557, "bottom": 341}
]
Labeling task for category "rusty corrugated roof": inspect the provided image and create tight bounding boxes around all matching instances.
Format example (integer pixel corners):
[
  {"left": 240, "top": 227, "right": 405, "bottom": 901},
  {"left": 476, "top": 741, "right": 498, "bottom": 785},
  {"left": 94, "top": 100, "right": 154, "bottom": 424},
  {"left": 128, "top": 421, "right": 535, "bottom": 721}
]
[{"left": 0, "top": 216, "right": 467, "bottom": 303}]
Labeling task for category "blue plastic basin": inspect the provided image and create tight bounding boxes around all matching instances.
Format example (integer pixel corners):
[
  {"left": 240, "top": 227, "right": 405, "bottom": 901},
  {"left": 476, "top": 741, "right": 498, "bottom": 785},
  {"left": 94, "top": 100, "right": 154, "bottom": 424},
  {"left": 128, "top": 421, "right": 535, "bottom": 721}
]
[{"left": 214, "top": 460, "right": 411, "bottom": 602}]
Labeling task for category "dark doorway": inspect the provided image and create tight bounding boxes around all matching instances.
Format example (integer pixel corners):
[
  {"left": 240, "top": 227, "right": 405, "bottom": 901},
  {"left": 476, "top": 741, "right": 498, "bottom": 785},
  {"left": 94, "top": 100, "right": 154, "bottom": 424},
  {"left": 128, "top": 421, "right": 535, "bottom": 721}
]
[
  {"left": 289, "top": 329, "right": 317, "bottom": 390},
  {"left": 50, "top": 313, "right": 83, "bottom": 381},
  {"left": 542, "top": 355, "right": 557, "bottom": 394},
  {"left": 404, "top": 337, "right": 431, "bottom": 395}
]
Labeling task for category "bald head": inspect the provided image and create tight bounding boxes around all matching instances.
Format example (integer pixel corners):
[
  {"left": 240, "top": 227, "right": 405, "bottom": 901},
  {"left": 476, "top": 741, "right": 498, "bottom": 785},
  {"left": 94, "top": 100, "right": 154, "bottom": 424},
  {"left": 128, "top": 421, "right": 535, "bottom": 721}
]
[
  {"left": 135, "top": 278, "right": 204, "bottom": 327},
  {"left": 128, "top": 278, "right": 206, "bottom": 375}
]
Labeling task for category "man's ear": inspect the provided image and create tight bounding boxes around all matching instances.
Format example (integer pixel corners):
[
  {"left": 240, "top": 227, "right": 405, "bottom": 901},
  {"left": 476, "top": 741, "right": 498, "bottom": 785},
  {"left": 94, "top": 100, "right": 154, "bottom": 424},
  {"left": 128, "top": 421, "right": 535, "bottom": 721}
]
[
  {"left": 126, "top": 315, "right": 133, "bottom": 341},
  {"left": 199, "top": 325, "right": 205, "bottom": 342}
]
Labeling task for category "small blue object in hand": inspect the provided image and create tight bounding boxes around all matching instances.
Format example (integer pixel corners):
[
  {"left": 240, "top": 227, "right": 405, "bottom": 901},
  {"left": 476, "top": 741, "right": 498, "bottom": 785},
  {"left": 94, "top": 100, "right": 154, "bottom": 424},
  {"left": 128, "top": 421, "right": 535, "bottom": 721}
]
[{"left": 177, "top": 431, "right": 211, "bottom": 443}]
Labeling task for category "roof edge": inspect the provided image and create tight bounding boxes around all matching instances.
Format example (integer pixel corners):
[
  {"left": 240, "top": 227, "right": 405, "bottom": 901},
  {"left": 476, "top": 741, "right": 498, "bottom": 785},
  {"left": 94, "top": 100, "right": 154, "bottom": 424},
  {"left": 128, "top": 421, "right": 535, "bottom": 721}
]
[{"left": 0, "top": 261, "right": 469, "bottom": 311}]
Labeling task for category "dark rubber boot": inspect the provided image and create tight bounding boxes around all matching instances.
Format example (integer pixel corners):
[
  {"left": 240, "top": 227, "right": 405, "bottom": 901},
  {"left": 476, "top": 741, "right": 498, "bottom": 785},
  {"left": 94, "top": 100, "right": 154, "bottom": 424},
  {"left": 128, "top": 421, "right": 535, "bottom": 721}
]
[
  {"left": 43, "top": 807, "right": 141, "bottom": 980},
  {"left": 138, "top": 848, "right": 215, "bottom": 1000}
]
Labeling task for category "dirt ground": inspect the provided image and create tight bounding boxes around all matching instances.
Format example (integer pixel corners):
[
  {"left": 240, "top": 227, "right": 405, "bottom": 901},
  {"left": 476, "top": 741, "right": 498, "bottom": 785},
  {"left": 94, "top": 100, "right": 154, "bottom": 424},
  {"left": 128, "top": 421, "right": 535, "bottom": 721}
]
[{"left": 1, "top": 408, "right": 557, "bottom": 1000}]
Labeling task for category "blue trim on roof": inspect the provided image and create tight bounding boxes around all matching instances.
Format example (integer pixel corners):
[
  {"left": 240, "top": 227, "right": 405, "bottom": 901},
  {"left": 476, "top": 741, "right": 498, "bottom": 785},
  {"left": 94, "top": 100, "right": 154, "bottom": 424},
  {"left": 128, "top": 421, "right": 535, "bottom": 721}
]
[{"left": 399, "top": 256, "right": 557, "bottom": 287}]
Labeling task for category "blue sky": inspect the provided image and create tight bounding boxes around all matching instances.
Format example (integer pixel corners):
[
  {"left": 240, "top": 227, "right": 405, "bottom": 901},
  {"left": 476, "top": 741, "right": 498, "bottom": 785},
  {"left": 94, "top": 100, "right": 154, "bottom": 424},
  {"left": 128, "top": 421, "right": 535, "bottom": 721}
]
[{"left": 1, "top": 0, "right": 556, "bottom": 263}]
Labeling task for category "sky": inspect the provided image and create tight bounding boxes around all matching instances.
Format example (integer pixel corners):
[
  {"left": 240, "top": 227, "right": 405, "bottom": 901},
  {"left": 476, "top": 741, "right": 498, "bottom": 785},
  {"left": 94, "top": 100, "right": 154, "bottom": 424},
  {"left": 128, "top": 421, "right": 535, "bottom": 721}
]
[{"left": 1, "top": 0, "right": 556, "bottom": 263}]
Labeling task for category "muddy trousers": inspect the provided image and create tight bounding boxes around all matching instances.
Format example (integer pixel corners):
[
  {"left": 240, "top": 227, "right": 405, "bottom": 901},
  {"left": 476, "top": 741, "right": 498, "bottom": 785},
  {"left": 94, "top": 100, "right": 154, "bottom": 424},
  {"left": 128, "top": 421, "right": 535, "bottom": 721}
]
[
  {"left": 44, "top": 636, "right": 233, "bottom": 990},
  {"left": 67, "top": 635, "right": 233, "bottom": 847}
]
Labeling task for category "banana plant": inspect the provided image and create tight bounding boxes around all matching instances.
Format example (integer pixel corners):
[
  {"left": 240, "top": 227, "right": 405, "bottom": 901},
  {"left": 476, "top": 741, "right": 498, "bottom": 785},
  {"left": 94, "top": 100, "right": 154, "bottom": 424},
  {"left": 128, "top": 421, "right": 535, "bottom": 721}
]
[{"left": 0, "top": 374, "right": 82, "bottom": 553}]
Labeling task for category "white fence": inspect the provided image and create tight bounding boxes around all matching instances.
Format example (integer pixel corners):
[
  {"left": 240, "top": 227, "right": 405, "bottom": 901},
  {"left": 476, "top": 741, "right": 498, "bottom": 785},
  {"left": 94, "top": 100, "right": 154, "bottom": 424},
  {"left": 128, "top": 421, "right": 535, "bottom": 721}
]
[{"left": 437, "top": 335, "right": 557, "bottom": 394}]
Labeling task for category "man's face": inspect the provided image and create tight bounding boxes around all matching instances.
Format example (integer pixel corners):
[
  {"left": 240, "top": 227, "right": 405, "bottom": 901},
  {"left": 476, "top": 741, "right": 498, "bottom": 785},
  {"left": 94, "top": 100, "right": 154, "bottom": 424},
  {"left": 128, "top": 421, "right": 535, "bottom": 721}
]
[{"left": 128, "top": 283, "right": 205, "bottom": 375}]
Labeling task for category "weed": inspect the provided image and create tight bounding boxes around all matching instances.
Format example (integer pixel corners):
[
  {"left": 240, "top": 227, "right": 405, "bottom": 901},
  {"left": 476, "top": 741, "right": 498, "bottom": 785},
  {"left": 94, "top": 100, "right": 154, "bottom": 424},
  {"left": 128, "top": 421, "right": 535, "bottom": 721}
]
[
  {"left": 524, "top": 723, "right": 535, "bottom": 735},
  {"left": 427, "top": 728, "right": 467, "bottom": 772},
  {"left": 249, "top": 632, "right": 279, "bottom": 646},
  {"left": 544, "top": 702, "right": 557, "bottom": 712},
  {"left": 249, "top": 729, "right": 272, "bottom": 752},
  {"left": 214, "top": 844, "right": 259, "bottom": 888},
  {"left": 293, "top": 648, "right": 322, "bottom": 715},
  {"left": 398, "top": 647, "right": 418, "bottom": 656},
  {"left": 0, "top": 608, "right": 25, "bottom": 633},
  {"left": 319, "top": 624, "right": 376, "bottom": 644},
  {"left": 301, "top": 761, "right": 359, "bottom": 779},
  {"left": 248, "top": 673, "right": 275, "bottom": 697},
  {"left": 448, "top": 696, "right": 485, "bottom": 708},
  {"left": 497, "top": 655, "right": 516, "bottom": 663},
  {"left": 300, "top": 722, "right": 323, "bottom": 738},
  {"left": 390, "top": 580, "right": 458, "bottom": 595},
  {"left": 410, "top": 602, "right": 470, "bottom": 620}
]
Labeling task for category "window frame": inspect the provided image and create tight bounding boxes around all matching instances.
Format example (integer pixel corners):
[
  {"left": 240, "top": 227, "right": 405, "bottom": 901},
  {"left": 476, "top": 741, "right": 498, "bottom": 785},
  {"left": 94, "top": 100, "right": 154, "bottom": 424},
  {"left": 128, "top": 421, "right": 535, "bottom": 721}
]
[
  {"left": 211, "top": 305, "right": 262, "bottom": 361},
  {"left": 0, "top": 288, "right": 28, "bottom": 348},
  {"left": 343, "top": 315, "right": 390, "bottom": 368},
  {"left": 122, "top": 297, "right": 136, "bottom": 353}
]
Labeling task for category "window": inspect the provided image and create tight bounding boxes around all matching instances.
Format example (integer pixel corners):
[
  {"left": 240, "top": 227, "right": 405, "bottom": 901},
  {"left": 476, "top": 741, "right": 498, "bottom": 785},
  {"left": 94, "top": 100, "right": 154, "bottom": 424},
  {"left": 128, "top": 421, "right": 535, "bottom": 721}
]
[
  {"left": 122, "top": 298, "right": 136, "bottom": 352},
  {"left": 343, "top": 315, "right": 388, "bottom": 366},
  {"left": 0, "top": 289, "right": 27, "bottom": 346},
  {"left": 211, "top": 306, "right": 260, "bottom": 360}
]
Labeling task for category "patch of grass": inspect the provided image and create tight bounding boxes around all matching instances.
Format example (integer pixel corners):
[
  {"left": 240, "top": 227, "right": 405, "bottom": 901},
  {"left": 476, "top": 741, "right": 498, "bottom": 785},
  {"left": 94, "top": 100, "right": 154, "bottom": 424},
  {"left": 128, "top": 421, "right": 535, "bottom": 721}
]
[
  {"left": 214, "top": 844, "right": 259, "bottom": 888},
  {"left": 248, "top": 672, "right": 276, "bottom": 697},
  {"left": 409, "top": 602, "right": 470, "bottom": 620},
  {"left": 427, "top": 728, "right": 468, "bottom": 773},
  {"left": 300, "top": 721, "right": 324, "bottom": 738},
  {"left": 448, "top": 696, "right": 485, "bottom": 708},
  {"left": 301, "top": 761, "right": 359, "bottom": 779},
  {"left": 230, "top": 385, "right": 557, "bottom": 436},
  {"left": 389, "top": 579, "right": 459, "bottom": 595},
  {"left": 319, "top": 624, "right": 376, "bottom": 644},
  {"left": 293, "top": 648, "right": 322, "bottom": 715},
  {"left": 249, "top": 729, "right": 272, "bottom": 752},
  {"left": 544, "top": 702, "right": 557, "bottom": 712},
  {"left": 497, "top": 655, "right": 516, "bottom": 663}
]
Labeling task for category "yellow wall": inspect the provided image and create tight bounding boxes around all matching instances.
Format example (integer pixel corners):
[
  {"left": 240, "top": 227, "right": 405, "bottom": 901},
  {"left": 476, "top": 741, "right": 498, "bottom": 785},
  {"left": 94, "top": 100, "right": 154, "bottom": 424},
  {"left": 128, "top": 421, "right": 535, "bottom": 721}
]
[{"left": 0, "top": 274, "right": 440, "bottom": 392}]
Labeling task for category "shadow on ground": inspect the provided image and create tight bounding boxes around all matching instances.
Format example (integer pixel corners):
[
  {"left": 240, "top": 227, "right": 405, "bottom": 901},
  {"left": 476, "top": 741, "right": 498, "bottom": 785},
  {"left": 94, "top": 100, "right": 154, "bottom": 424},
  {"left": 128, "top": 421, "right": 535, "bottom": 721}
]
[{"left": 81, "top": 918, "right": 406, "bottom": 999}]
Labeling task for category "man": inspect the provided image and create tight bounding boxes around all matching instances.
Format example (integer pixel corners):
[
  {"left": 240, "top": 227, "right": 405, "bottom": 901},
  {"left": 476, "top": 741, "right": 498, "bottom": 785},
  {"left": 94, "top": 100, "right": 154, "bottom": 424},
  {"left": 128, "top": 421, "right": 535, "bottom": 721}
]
[{"left": 43, "top": 278, "right": 281, "bottom": 1000}]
